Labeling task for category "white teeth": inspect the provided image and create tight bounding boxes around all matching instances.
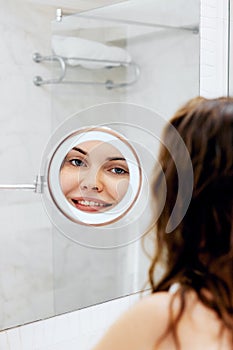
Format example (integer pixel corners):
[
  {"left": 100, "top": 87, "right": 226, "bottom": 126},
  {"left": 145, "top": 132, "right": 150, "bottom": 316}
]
[{"left": 78, "top": 200, "right": 105, "bottom": 207}]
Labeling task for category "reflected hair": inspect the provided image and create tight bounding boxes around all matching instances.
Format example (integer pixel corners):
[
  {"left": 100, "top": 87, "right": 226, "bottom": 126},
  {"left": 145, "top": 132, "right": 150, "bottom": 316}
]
[{"left": 148, "top": 96, "right": 233, "bottom": 348}]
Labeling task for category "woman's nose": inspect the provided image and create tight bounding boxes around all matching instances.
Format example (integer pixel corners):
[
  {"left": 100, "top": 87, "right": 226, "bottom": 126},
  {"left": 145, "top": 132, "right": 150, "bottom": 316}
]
[
  {"left": 81, "top": 184, "right": 100, "bottom": 191},
  {"left": 79, "top": 170, "right": 103, "bottom": 192}
]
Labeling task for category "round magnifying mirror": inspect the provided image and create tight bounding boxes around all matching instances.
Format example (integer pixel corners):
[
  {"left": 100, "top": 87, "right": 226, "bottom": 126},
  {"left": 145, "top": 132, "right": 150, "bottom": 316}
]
[{"left": 48, "top": 127, "right": 142, "bottom": 226}]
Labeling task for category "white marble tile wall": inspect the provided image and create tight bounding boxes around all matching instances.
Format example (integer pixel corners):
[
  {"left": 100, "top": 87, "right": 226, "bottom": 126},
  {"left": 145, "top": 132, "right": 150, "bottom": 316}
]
[
  {"left": 0, "top": 0, "right": 55, "bottom": 331},
  {"left": 0, "top": 0, "right": 230, "bottom": 350},
  {"left": 200, "top": 0, "right": 229, "bottom": 97},
  {"left": 229, "top": 0, "right": 233, "bottom": 95}
]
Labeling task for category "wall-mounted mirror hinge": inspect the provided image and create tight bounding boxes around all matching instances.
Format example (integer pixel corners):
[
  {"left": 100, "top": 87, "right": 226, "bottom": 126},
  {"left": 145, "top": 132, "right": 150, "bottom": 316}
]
[{"left": 34, "top": 175, "right": 44, "bottom": 193}]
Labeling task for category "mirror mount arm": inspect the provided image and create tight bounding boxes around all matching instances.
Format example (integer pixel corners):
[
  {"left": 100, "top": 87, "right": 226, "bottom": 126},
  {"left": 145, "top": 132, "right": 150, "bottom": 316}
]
[{"left": 0, "top": 175, "right": 44, "bottom": 193}]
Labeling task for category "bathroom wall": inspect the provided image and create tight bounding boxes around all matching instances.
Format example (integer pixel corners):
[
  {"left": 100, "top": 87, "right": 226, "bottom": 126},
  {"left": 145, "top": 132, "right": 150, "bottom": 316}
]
[
  {"left": 200, "top": 0, "right": 229, "bottom": 96},
  {"left": 0, "top": 0, "right": 55, "bottom": 329},
  {"left": 0, "top": 0, "right": 229, "bottom": 349},
  {"left": 229, "top": 1, "right": 233, "bottom": 95},
  {"left": 0, "top": 0, "right": 200, "bottom": 332}
]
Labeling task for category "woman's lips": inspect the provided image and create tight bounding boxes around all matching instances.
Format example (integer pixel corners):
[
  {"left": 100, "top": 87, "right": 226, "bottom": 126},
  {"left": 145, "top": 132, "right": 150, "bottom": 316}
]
[{"left": 71, "top": 197, "right": 113, "bottom": 212}]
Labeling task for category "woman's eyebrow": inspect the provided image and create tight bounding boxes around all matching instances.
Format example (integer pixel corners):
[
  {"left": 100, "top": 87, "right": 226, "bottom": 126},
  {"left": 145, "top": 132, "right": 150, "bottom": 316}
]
[
  {"left": 106, "top": 157, "right": 126, "bottom": 161},
  {"left": 72, "top": 147, "right": 87, "bottom": 155}
]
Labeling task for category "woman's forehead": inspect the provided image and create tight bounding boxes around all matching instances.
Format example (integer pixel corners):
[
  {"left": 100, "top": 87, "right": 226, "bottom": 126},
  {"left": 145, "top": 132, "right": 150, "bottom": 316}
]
[{"left": 74, "top": 140, "right": 124, "bottom": 158}]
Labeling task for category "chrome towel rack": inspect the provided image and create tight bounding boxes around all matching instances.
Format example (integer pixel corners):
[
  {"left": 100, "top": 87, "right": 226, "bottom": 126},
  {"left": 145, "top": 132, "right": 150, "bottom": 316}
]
[{"left": 32, "top": 52, "right": 140, "bottom": 89}]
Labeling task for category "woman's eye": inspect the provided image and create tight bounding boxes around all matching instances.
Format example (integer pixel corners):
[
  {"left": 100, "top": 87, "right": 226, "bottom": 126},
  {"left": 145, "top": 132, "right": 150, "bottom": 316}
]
[
  {"left": 110, "top": 167, "right": 128, "bottom": 175},
  {"left": 70, "top": 159, "right": 86, "bottom": 167}
]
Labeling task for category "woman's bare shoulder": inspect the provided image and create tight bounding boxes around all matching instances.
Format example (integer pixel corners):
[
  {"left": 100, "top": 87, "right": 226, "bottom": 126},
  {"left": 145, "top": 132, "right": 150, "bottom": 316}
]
[
  {"left": 131, "top": 291, "right": 172, "bottom": 321},
  {"left": 92, "top": 292, "right": 172, "bottom": 350}
]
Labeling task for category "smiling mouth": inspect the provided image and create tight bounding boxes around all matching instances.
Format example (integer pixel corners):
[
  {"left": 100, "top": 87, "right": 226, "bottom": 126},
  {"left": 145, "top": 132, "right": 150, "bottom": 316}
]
[{"left": 71, "top": 199, "right": 113, "bottom": 212}]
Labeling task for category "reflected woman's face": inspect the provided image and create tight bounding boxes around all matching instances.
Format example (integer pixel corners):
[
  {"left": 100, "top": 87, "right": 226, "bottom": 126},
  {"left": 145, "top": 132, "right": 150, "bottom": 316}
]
[{"left": 60, "top": 140, "right": 130, "bottom": 213}]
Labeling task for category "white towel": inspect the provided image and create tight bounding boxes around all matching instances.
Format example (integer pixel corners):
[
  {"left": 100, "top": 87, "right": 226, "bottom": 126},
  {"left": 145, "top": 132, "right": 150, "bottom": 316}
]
[{"left": 52, "top": 35, "right": 132, "bottom": 69}]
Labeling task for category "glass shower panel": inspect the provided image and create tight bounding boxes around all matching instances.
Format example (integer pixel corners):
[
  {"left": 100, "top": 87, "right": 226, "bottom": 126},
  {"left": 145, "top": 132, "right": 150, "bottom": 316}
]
[
  {"left": 50, "top": 0, "right": 200, "bottom": 126},
  {"left": 50, "top": 0, "right": 200, "bottom": 316}
]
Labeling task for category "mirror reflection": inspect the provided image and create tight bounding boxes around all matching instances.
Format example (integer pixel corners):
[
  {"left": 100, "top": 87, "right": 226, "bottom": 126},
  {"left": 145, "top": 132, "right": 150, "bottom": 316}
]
[
  {"left": 60, "top": 140, "right": 130, "bottom": 213},
  {"left": 48, "top": 127, "right": 141, "bottom": 226}
]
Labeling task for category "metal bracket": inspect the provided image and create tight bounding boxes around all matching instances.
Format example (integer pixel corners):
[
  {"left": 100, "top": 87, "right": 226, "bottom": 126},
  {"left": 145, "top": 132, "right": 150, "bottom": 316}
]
[
  {"left": 56, "top": 8, "right": 63, "bottom": 22},
  {"left": 0, "top": 175, "right": 44, "bottom": 193},
  {"left": 33, "top": 53, "right": 66, "bottom": 86}
]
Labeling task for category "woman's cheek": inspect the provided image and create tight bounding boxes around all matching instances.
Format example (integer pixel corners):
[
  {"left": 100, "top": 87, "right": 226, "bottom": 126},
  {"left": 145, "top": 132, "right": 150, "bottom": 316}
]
[
  {"left": 110, "top": 178, "right": 129, "bottom": 202},
  {"left": 60, "top": 169, "right": 76, "bottom": 194}
]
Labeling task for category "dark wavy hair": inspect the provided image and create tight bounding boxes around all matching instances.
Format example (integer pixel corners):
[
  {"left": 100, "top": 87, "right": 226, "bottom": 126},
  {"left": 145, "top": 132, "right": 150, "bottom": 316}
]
[{"left": 148, "top": 97, "right": 233, "bottom": 348}]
